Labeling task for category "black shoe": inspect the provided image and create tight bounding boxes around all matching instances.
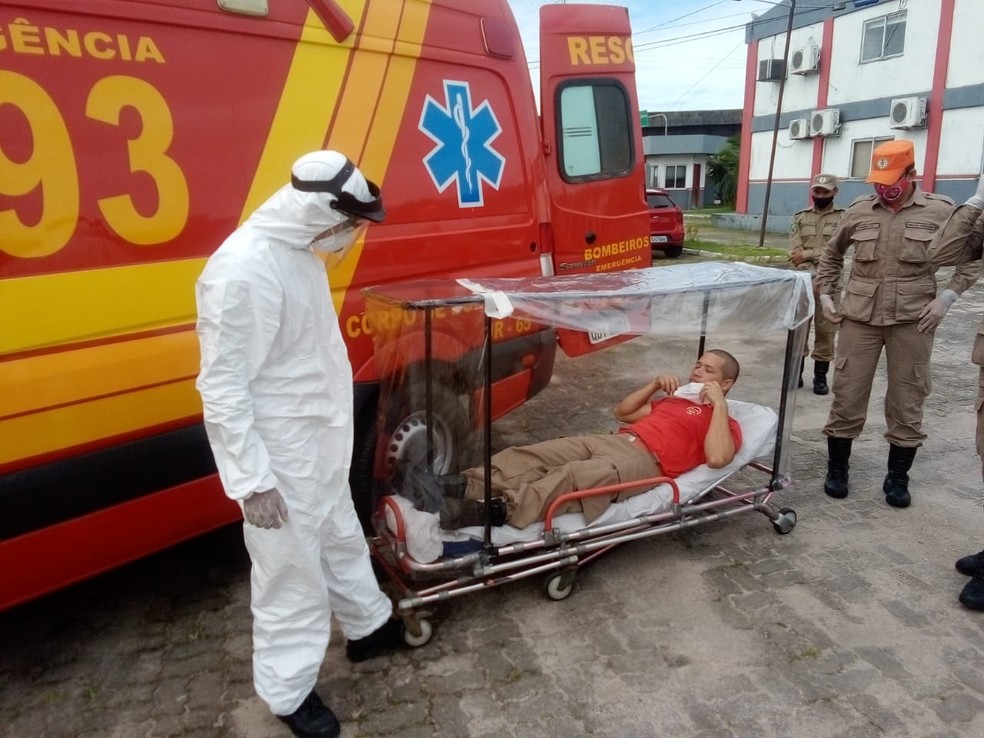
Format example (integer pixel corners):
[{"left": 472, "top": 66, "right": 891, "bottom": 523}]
[
  {"left": 959, "top": 577, "right": 984, "bottom": 611},
  {"left": 813, "top": 361, "right": 830, "bottom": 395},
  {"left": 439, "top": 497, "right": 507, "bottom": 529},
  {"left": 277, "top": 692, "right": 340, "bottom": 738},
  {"left": 345, "top": 618, "right": 404, "bottom": 663},
  {"left": 956, "top": 550, "right": 984, "bottom": 577},
  {"left": 883, "top": 444, "right": 916, "bottom": 508},
  {"left": 823, "top": 436, "right": 852, "bottom": 499}
]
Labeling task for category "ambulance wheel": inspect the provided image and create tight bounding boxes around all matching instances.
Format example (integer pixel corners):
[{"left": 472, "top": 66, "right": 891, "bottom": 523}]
[
  {"left": 544, "top": 571, "right": 575, "bottom": 601},
  {"left": 771, "top": 507, "right": 797, "bottom": 535},
  {"left": 384, "top": 380, "right": 474, "bottom": 482},
  {"left": 402, "top": 618, "right": 433, "bottom": 648}
]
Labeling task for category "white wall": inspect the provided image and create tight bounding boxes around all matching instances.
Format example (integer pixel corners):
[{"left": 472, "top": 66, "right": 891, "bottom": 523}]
[
  {"left": 826, "top": 1, "right": 939, "bottom": 106},
  {"left": 754, "top": 22, "right": 825, "bottom": 117},
  {"left": 748, "top": 129, "right": 814, "bottom": 181},
  {"left": 948, "top": 0, "right": 984, "bottom": 88},
  {"left": 937, "top": 108, "right": 984, "bottom": 176}
]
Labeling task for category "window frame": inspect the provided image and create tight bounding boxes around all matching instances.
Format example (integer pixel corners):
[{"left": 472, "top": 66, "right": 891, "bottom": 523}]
[
  {"left": 664, "top": 164, "right": 686, "bottom": 189},
  {"left": 849, "top": 136, "right": 895, "bottom": 179},
  {"left": 554, "top": 78, "right": 635, "bottom": 184},
  {"left": 860, "top": 11, "right": 907, "bottom": 64}
]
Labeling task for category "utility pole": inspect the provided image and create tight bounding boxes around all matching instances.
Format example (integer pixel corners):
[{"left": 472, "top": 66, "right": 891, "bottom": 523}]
[{"left": 757, "top": 0, "right": 796, "bottom": 248}]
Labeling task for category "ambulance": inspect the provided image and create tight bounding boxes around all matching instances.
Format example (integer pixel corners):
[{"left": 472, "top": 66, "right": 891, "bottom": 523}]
[{"left": 0, "top": 0, "right": 650, "bottom": 609}]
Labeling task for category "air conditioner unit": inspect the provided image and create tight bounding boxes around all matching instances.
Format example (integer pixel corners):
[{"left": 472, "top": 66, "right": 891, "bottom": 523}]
[
  {"left": 810, "top": 108, "right": 841, "bottom": 137},
  {"left": 789, "top": 118, "right": 811, "bottom": 140},
  {"left": 757, "top": 58, "right": 785, "bottom": 82},
  {"left": 890, "top": 96, "right": 927, "bottom": 129},
  {"left": 789, "top": 44, "right": 820, "bottom": 75}
]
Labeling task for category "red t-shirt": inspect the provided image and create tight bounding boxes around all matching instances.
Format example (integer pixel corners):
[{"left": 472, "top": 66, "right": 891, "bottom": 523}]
[{"left": 620, "top": 397, "right": 743, "bottom": 477}]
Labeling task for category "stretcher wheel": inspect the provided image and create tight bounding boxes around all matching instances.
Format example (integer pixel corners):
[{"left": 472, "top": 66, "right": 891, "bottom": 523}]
[
  {"left": 402, "top": 617, "right": 433, "bottom": 648},
  {"left": 771, "top": 507, "right": 797, "bottom": 535},
  {"left": 544, "top": 571, "right": 575, "bottom": 601}
]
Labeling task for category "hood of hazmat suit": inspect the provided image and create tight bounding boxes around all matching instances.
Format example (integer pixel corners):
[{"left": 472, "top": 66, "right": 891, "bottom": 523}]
[{"left": 194, "top": 151, "right": 392, "bottom": 715}]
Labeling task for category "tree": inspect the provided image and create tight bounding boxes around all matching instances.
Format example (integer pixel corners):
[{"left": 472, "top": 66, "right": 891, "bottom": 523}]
[{"left": 706, "top": 134, "right": 740, "bottom": 208}]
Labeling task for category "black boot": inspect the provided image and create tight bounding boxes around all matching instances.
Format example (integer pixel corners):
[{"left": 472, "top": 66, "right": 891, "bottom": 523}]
[
  {"left": 798, "top": 357, "right": 805, "bottom": 389},
  {"left": 813, "top": 360, "right": 830, "bottom": 395},
  {"left": 824, "top": 436, "right": 852, "bottom": 498},
  {"left": 345, "top": 618, "right": 404, "bottom": 663},
  {"left": 439, "top": 497, "right": 507, "bottom": 529},
  {"left": 883, "top": 444, "right": 916, "bottom": 508},
  {"left": 278, "top": 692, "right": 341, "bottom": 738},
  {"left": 959, "top": 577, "right": 984, "bottom": 611}
]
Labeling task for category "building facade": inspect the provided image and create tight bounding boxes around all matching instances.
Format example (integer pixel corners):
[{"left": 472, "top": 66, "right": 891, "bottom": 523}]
[
  {"left": 739, "top": 0, "right": 984, "bottom": 217},
  {"left": 642, "top": 110, "right": 740, "bottom": 210}
]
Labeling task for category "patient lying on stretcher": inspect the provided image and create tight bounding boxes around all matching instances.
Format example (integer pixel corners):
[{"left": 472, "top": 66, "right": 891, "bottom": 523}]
[{"left": 406, "top": 350, "right": 743, "bottom": 530}]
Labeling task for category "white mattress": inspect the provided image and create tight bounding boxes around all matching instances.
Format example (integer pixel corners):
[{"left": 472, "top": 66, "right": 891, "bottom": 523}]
[{"left": 442, "top": 400, "right": 779, "bottom": 546}]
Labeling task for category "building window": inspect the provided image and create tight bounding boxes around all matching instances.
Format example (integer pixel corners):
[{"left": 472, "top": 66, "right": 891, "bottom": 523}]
[
  {"left": 647, "top": 164, "right": 659, "bottom": 189},
  {"left": 850, "top": 137, "right": 894, "bottom": 179},
  {"left": 861, "top": 12, "right": 906, "bottom": 63},
  {"left": 665, "top": 165, "right": 686, "bottom": 189},
  {"left": 557, "top": 82, "right": 633, "bottom": 181}
]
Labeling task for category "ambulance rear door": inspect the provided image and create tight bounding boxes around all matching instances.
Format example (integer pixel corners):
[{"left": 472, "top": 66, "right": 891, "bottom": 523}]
[{"left": 538, "top": 4, "right": 650, "bottom": 357}]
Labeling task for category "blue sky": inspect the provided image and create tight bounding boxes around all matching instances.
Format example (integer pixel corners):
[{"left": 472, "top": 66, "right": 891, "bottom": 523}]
[{"left": 507, "top": 0, "right": 781, "bottom": 111}]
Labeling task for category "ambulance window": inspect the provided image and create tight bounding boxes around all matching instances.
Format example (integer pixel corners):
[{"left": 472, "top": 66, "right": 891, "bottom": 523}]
[{"left": 557, "top": 82, "right": 632, "bottom": 182}]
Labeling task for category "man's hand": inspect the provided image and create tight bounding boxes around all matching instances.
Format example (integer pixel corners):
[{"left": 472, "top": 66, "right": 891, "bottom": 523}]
[
  {"left": 243, "top": 488, "right": 289, "bottom": 529},
  {"left": 968, "top": 176, "right": 984, "bottom": 210},
  {"left": 653, "top": 374, "right": 680, "bottom": 394},
  {"left": 788, "top": 247, "right": 805, "bottom": 267},
  {"left": 700, "top": 381, "right": 727, "bottom": 408},
  {"left": 917, "top": 289, "right": 959, "bottom": 333},
  {"left": 819, "top": 294, "right": 842, "bottom": 324}
]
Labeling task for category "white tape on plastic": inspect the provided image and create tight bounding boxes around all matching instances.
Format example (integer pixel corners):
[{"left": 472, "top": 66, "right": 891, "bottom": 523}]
[{"left": 457, "top": 278, "right": 515, "bottom": 319}]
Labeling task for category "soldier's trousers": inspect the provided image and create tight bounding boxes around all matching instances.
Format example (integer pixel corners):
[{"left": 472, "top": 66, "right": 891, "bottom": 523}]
[
  {"left": 824, "top": 319, "right": 933, "bottom": 447},
  {"left": 809, "top": 306, "right": 838, "bottom": 361}
]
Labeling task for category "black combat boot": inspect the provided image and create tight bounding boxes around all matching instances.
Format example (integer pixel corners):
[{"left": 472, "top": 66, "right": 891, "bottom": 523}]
[
  {"left": 883, "top": 444, "right": 916, "bottom": 508},
  {"left": 278, "top": 692, "right": 341, "bottom": 738},
  {"left": 956, "top": 549, "right": 984, "bottom": 577},
  {"left": 823, "top": 436, "right": 852, "bottom": 498},
  {"left": 959, "top": 577, "right": 984, "bottom": 611},
  {"left": 813, "top": 360, "right": 830, "bottom": 395},
  {"left": 345, "top": 618, "right": 405, "bottom": 663}
]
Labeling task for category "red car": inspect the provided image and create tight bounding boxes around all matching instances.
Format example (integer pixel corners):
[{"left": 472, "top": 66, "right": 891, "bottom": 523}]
[{"left": 646, "top": 189, "right": 685, "bottom": 258}]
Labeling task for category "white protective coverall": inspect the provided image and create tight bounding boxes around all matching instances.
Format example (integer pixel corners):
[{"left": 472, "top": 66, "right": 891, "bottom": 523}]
[{"left": 195, "top": 152, "right": 392, "bottom": 716}]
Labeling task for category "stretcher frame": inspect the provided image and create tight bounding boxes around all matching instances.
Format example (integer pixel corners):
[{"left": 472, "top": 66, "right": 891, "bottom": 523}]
[{"left": 363, "top": 264, "right": 811, "bottom": 646}]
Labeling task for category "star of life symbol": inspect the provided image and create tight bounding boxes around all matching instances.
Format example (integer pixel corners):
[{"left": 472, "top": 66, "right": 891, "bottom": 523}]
[
  {"left": 877, "top": 157, "right": 890, "bottom": 169},
  {"left": 419, "top": 80, "right": 505, "bottom": 208}
]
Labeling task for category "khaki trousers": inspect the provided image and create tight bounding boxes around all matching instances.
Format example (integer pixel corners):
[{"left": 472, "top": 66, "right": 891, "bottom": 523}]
[
  {"left": 810, "top": 306, "right": 838, "bottom": 362},
  {"left": 824, "top": 319, "right": 933, "bottom": 446},
  {"left": 463, "top": 434, "right": 660, "bottom": 529},
  {"left": 976, "top": 367, "right": 984, "bottom": 482}
]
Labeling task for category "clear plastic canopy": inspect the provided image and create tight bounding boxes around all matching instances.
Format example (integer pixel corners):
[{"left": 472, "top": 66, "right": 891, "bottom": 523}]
[
  {"left": 362, "top": 263, "right": 813, "bottom": 519},
  {"left": 365, "top": 262, "right": 814, "bottom": 337}
]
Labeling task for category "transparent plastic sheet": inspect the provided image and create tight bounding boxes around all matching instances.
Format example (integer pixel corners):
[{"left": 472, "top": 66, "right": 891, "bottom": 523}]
[{"left": 363, "top": 263, "right": 814, "bottom": 542}]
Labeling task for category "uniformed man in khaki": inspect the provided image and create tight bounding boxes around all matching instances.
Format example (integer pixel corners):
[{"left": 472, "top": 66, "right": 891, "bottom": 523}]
[
  {"left": 815, "top": 139, "right": 978, "bottom": 508},
  {"left": 927, "top": 177, "right": 984, "bottom": 610},
  {"left": 789, "top": 173, "right": 845, "bottom": 394}
]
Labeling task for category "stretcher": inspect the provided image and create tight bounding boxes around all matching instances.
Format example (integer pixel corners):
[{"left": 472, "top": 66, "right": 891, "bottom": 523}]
[{"left": 362, "top": 263, "right": 813, "bottom": 647}]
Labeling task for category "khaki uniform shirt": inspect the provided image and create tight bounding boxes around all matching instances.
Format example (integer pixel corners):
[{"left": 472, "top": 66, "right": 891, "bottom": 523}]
[
  {"left": 789, "top": 204, "right": 845, "bottom": 275},
  {"left": 816, "top": 189, "right": 976, "bottom": 326}
]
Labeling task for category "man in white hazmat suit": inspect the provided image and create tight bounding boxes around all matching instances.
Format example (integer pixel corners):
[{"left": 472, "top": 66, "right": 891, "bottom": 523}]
[{"left": 195, "top": 150, "right": 400, "bottom": 738}]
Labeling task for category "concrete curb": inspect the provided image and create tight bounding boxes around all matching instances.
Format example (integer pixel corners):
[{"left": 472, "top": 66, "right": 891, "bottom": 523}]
[{"left": 681, "top": 247, "right": 788, "bottom": 265}]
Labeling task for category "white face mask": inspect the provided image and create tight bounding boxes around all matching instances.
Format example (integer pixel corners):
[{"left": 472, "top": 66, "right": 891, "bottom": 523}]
[{"left": 673, "top": 382, "right": 707, "bottom": 403}]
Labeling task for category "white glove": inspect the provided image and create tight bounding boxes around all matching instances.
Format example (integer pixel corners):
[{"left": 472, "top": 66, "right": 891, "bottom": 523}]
[
  {"left": 819, "top": 294, "right": 842, "bottom": 323},
  {"left": 917, "top": 289, "right": 959, "bottom": 333},
  {"left": 968, "top": 177, "right": 984, "bottom": 210},
  {"left": 243, "top": 488, "right": 289, "bottom": 529}
]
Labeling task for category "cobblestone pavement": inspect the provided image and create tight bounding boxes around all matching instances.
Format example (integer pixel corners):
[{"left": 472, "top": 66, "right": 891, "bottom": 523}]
[{"left": 3, "top": 266, "right": 984, "bottom": 738}]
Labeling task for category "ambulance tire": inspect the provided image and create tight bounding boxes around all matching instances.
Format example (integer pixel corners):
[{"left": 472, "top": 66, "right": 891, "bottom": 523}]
[{"left": 350, "top": 380, "right": 474, "bottom": 534}]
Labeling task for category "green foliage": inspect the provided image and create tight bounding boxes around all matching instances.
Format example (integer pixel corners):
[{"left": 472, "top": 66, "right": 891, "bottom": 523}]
[{"left": 706, "top": 134, "right": 740, "bottom": 208}]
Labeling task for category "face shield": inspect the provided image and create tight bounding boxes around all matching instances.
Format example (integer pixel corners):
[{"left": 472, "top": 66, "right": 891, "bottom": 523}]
[{"left": 310, "top": 215, "right": 369, "bottom": 268}]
